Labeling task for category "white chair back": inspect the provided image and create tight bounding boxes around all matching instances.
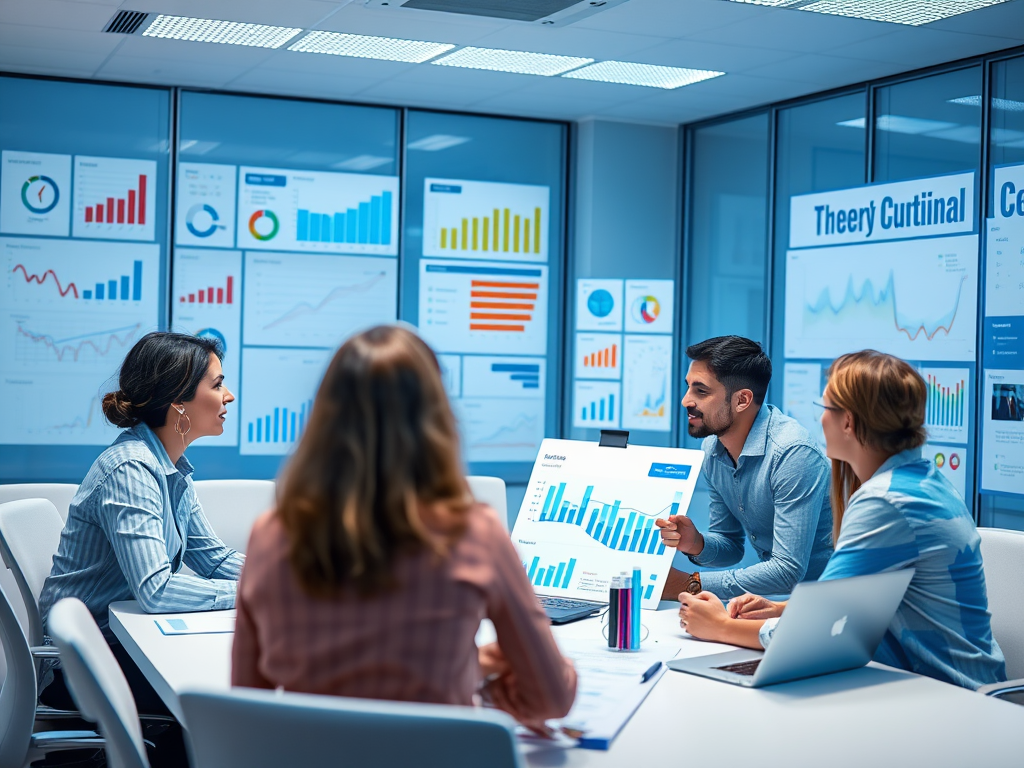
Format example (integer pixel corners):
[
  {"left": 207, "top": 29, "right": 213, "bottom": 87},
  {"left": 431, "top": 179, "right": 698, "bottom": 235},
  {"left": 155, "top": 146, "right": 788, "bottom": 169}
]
[
  {"left": 467, "top": 476, "right": 508, "bottom": 531},
  {"left": 0, "top": 582, "right": 37, "bottom": 768},
  {"left": 978, "top": 527, "right": 1024, "bottom": 681},
  {"left": 192, "top": 479, "right": 275, "bottom": 554},
  {"left": 0, "top": 484, "right": 77, "bottom": 523},
  {"left": 180, "top": 687, "right": 521, "bottom": 768},
  {"left": 47, "top": 598, "right": 149, "bottom": 768},
  {"left": 0, "top": 498, "right": 66, "bottom": 646}
]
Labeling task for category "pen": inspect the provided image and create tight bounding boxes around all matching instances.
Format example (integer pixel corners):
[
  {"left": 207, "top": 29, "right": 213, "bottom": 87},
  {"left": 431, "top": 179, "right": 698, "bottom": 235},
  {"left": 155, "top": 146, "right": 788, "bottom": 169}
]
[{"left": 640, "top": 661, "right": 662, "bottom": 683}]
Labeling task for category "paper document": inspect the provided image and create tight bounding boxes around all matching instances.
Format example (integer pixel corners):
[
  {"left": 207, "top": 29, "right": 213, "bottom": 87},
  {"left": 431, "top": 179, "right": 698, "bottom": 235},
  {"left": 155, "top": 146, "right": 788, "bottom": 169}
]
[
  {"left": 554, "top": 636, "right": 679, "bottom": 750},
  {"left": 154, "top": 611, "right": 235, "bottom": 636}
]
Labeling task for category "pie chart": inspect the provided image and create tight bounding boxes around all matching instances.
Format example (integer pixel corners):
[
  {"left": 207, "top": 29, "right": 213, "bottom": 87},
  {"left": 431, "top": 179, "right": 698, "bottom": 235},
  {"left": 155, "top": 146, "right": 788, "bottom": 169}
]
[
  {"left": 587, "top": 288, "right": 615, "bottom": 318},
  {"left": 631, "top": 295, "right": 660, "bottom": 324}
]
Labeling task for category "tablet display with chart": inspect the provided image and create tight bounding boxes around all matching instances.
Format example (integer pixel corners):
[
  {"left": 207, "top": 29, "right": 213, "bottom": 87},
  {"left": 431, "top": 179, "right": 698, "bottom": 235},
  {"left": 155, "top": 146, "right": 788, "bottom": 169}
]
[{"left": 512, "top": 438, "right": 704, "bottom": 609}]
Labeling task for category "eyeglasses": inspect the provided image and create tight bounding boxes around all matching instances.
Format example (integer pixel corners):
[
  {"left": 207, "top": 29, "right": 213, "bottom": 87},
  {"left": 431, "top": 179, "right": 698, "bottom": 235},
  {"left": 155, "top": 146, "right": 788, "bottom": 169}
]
[{"left": 812, "top": 399, "right": 843, "bottom": 413}]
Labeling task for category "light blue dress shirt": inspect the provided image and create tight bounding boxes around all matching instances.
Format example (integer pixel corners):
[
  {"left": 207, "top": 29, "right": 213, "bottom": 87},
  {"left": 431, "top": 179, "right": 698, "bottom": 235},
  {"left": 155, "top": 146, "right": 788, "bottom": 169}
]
[
  {"left": 39, "top": 423, "right": 244, "bottom": 640},
  {"left": 690, "top": 404, "right": 834, "bottom": 598},
  {"left": 759, "top": 448, "right": 1006, "bottom": 690}
]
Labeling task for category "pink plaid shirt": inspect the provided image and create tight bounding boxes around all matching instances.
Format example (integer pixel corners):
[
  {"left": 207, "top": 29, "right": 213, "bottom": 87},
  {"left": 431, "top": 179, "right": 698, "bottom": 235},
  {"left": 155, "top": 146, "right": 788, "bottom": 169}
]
[{"left": 232, "top": 504, "right": 575, "bottom": 718}]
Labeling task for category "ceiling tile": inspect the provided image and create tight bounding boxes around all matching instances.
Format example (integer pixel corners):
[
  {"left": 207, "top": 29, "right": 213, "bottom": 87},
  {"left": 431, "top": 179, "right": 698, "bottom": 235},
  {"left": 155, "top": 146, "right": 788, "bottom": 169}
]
[
  {"left": 257, "top": 50, "right": 419, "bottom": 79},
  {"left": 625, "top": 38, "right": 799, "bottom": 73},
  {"left": 830, "top": 27, "right": 1022, "bottom": 68},
  {"left": 114, "top": 33, "right": 280, "bottom": 67},
  {"left": 227, "top": 68, "right": 381, "bottom": 102},
  {"left": 352, "top": 79, "right": 498, "bottom": 109},
  {"left": 0, "top": 0, "right": 121, "bottom": 31},
  {"left": 126, "top": 0, "right": 341, "bottom": 29},
  {"left": 575, "top": 0, "right": 773, "bottom": 36},
  {"left": 318, "top": 4, "right": 503, "bottom": 42},
  {"left": 0, "top": 23, "right": 123, "bottom": 55},
  {"left": 0, "top": 42, "right": 111, "bottom": 74},
  {"left": 927, "top": 0, "right": 1024, "bottom": 38},
  {"left": 95, "top": 53, "right": 254, "bottom": 87},
  {"left": 687, "top": 6, "right": 889, "bottom": 54},
  {"left": 465, "top": 25, "right": 668, "bottom": 60},
  {"left": 751, "top": 53, "right": 898, "bottom": 87}
]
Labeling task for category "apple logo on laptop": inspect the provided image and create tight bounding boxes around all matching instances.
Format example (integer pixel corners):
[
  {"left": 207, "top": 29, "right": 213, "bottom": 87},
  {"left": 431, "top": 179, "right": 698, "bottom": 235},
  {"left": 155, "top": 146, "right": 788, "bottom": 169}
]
[{"left": 831, "top": 616, "right": 848, "bottom": 637}]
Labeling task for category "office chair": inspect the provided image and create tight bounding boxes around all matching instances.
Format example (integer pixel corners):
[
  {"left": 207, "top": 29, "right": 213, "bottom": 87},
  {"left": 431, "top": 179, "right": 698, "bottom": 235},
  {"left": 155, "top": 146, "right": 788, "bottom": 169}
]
[
  {"left": 467, "top": 476, "right": 509, "bottom": 531},
  {"left": 0, "top": 589, "right": 103, "bottom": 768},
  {"left": 976, "top": 527, "right": 1024, "bottom": 703},
  {"left": 0, "top": 498, "right": 68, "bottom": 648},
  {"left": 47, "top": 598, "right": 152, "bottom": 768},
  {"left": 180, "top": 687, "right": 522, "bottom": 768},
  {"left": 192, "top": 479, "right": 276, "bottom": 553},
  {"left": 0, "top": 484, "right": 77, "bottom": 523}
]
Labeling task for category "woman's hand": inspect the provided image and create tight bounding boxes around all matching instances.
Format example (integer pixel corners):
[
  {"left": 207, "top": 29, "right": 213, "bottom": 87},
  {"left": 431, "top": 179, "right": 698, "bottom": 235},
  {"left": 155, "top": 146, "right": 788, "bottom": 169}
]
[
  {"left": 478, "top": 642, "right": 510, "bottom": 678},
  {"left": 678, "top": 591, "right": 730, "bottom": 642},
  {"left": 480, "top": 653, "right": 575, "bottom": 738},
  {"left": 727, "top": 593, "right": 785, "bottom": 620}
]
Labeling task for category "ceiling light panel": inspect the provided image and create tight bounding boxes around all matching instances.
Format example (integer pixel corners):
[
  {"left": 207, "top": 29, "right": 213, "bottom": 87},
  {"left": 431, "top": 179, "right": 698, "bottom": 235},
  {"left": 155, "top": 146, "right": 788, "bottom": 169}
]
[
  {"left": 406, "top": 134, "right": 471, "bottom": 151},
  {"left": 431, "top": 47, "right": 593, "bottom": 76},
  {"left": 288, "top": 31, "right": 454, "bottom": 63},
  {"left": 143, "top": 15, "right": 301, "bottom": 48},
  {"left": 948, "top": 95, "right": 1024, "bottom": 113},
  {"left": 796, "top": 0, "right": 1012, "bottom": 26},
  {"left": 563, "top": 61, "right": 724, "bottom": 89}
]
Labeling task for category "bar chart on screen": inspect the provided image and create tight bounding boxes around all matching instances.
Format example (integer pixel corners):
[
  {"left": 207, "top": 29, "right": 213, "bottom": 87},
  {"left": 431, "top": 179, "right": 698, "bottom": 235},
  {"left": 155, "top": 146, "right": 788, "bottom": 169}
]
[
  {"left": 422, "top": 178, "right": 549, "bottom": 262},
  {"left": 239, "top": 348, "right": 330, "bottom": 456},
  {"left": 72, "top": 156, "right": 156, "bottom": 241},
  {"left": 172, "top": 248, "right": 241, "bottom": 307},
  {"left": 512, "top": 439, "right": 704, "bottom": 606},
  {"left": 921, "top": 367, "right": 970, "bottom": 444},
  {"left": 242, "top": 252, "right": 397, "bottom": 349},
  {"left": 237, "top": 167, "right": 399, "bottom": 255},
  {"left": 574, "top": 381, "right": 620, "bottom": 429},
  {"left": 575, "top": 333, "right": 622, "bottom": 380},
  {"left": 419, "top": 259, "right": 548, "bottom": 355},
  {"left": 3, "top": 238, "right": 158, "bottom": 307}
]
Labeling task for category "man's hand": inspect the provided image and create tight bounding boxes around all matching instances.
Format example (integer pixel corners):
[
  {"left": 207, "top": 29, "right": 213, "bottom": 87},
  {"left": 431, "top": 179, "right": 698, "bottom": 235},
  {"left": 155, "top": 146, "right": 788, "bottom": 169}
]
[
  {"left": 655, "top": 514, "right": 705, "bottom": 556},
  {"left": 678, "top": 591, "right": 729, "bottom": 642},
  {"left": 727, "top": 594, "right": 785, "bottom": 620}
]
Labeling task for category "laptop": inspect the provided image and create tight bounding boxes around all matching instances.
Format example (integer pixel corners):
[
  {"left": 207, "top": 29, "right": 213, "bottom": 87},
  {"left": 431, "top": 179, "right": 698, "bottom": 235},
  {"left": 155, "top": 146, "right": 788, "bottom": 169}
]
[
  {"left": 537, "top": 594, "right": 605, "bottom": 624},
  {"left": 667, "top": 569, "right": 914, "bottom": 687}
]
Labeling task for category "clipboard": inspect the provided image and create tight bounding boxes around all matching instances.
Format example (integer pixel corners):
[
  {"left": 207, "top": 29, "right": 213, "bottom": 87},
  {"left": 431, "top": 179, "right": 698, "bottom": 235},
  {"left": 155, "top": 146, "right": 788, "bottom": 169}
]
[{"left": 568, "top": 663, "right": 667, "bottom": 750}]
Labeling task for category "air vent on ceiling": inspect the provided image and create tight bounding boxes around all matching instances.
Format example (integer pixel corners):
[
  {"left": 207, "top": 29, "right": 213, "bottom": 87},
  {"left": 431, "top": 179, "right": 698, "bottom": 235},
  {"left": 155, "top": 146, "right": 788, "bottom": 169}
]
[
  {"left": 103, "top": 10, "right": 151, "bottom": 35},
  {"left": 362, "top": 0, "right": 630, "bottom": 26}
]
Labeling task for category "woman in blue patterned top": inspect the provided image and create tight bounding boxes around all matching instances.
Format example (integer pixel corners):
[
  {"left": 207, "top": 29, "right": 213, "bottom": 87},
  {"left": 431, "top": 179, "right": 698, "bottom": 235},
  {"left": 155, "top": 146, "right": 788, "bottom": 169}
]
[{"left": 678, "top": 350, "right": 1006, "bottom": 690}]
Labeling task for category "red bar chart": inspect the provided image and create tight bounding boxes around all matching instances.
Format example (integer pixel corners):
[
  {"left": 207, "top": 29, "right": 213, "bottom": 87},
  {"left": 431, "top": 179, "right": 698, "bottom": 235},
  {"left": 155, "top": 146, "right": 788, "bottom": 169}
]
[
  {"left": 73, "top": 156, "right": 156, "bottom": 241},
  {"left": 179, "top": 275, "right": 234, "bottom": 305}
]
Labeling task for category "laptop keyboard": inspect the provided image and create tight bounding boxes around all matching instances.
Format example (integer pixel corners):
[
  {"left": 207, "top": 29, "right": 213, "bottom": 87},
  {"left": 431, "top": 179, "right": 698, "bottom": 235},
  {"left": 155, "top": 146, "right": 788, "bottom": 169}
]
[
  {"left": 714, "top": 659, "right": 762, "bottom": 676},
  {"left": 537, "top": 596, "right": 602, "bottom": 611}
]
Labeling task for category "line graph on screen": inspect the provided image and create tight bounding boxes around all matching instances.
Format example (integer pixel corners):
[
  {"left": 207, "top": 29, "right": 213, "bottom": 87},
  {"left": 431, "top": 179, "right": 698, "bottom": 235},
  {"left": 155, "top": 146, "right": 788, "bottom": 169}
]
[
  {"left": 15, "top": 321, "right": 142, "bottom": 364},
  {"left": 11, "top": 263, "right": 79, "bottom": 298},
  {"left": 784, "top": 236, "right": 978, "bottom": 362},
  {"left": 242, "top": 252, "right": 397, "bottom": 349}
]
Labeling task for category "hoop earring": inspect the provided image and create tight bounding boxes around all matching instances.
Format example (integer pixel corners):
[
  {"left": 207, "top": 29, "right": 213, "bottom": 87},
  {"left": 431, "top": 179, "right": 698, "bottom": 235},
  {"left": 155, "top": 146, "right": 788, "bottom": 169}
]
[{"left": 174, "top": 410, "right": 192, "bottom": 451}]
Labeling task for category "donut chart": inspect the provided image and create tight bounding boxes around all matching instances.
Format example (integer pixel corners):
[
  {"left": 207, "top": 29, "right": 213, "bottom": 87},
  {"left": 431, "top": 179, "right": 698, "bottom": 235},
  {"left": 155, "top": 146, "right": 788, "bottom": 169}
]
[
  {"left": 186, "top": 204, "right": 220, "bottom": 238},
  {"left": 631, "top": 295, "right": 660, "bottom": 324},
  {"left": 248, "top": 209, "right": 279, "bottom": 241},
  {"left": 587, "top": 289, "right": 615, "bottom": 318},
  {"left": 21, "top": 175, "right": 60, "bottom": 214}
]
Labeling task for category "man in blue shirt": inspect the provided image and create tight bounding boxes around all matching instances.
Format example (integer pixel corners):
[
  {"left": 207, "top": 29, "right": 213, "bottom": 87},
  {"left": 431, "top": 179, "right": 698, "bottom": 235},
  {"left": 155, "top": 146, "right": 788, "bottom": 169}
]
[{"left": 658, "top": 336, "right": 833, "bottom": 599}]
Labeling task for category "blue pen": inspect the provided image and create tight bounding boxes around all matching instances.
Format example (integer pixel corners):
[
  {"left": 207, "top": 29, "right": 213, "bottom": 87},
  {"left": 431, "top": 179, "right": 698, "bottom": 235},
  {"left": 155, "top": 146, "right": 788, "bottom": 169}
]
[{"left": 640, "top": 661, "right": 662, "bottom": 683}]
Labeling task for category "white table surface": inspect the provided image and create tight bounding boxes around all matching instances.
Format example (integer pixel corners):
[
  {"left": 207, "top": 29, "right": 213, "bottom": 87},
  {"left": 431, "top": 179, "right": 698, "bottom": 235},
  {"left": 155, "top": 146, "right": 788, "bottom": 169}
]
[{"left": 110, "top": 600, "right": 1024, "bottom": 767}]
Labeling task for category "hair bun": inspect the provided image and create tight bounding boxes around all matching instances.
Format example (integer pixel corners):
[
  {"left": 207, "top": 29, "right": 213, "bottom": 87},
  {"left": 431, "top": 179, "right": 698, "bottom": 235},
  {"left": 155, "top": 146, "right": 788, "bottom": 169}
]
[{"left": 101, "top": 390, "right": 140, "bottom": 429}]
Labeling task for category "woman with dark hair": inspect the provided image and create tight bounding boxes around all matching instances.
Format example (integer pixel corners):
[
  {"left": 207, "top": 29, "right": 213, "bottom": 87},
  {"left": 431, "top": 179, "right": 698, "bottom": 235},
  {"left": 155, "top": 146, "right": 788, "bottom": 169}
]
[
  {"left": 674, "top": 350, "right": 1005, "bottom": 690},
  {"left": 231, "top": 325, "right": 576, "bottom": 729},
  {"left": 39, "top": 332, "right": 244, "bottom": 726}
]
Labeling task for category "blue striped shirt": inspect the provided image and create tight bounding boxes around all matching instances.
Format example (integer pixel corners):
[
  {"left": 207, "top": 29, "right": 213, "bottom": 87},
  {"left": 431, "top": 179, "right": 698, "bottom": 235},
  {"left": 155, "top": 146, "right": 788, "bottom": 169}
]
[
  {"left": 39, "top": 424, "right": 244, "bottom": 640},
  {"left": 760, "top": 448, "right": 1006, "bottom": 690}
]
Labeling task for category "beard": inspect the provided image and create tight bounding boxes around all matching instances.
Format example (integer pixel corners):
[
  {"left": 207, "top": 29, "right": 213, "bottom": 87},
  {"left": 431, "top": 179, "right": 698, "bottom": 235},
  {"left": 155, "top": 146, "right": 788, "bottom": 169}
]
[{"left": 686, "top": 403, "right": 734, "bottom": 438}]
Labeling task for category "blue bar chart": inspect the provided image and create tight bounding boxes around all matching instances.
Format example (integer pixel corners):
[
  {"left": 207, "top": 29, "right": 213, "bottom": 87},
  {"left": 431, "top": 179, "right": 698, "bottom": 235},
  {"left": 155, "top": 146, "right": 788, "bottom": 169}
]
[
  {"left": 296, "top": 190, "right": 393, "bottom": 246},
  {"left": 247, "top": 398, "right": 312, "bottom": 445},
  {"left": 536, "top": 482, "right": 680, "bottom": 555},
  {"left": 524, "top": 556, "right": 576, "bottom": 589},
  {"left": 79, "top": 260, "right": 143, "bottom": 301},
  {"left": 574, "top": 381, "right": 620, "bottom": 428}
]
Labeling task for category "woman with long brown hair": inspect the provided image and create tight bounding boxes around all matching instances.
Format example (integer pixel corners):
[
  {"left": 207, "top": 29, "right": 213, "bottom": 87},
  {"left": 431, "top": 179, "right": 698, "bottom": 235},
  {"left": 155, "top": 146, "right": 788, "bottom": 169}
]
[
  {"left": 674, "top": 350, "right": 1006, "bottom": 690},
  {"left": 231, "top": 325, "right": 576, "bottom": 726}
]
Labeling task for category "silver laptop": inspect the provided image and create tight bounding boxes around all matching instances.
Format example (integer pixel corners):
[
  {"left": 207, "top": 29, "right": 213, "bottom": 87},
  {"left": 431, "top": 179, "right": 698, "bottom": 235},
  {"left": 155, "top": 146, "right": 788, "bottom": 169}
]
[{"left": 667, "top": 569, "right": 914, "bottom": 687}]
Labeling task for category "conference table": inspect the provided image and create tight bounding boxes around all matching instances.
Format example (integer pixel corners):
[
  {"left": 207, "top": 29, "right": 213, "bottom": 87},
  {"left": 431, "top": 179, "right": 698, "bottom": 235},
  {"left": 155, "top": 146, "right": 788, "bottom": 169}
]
[{"left": 109, "top": 601, "right": 1023, "bottom": 767}]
